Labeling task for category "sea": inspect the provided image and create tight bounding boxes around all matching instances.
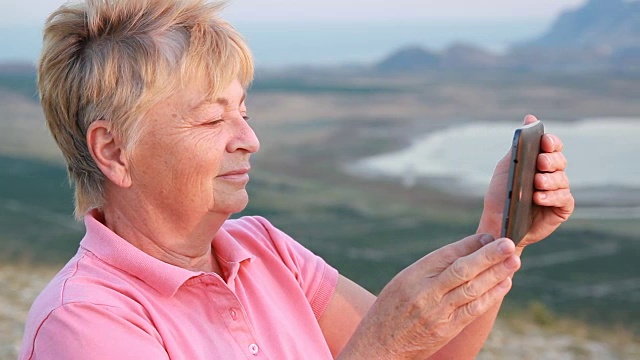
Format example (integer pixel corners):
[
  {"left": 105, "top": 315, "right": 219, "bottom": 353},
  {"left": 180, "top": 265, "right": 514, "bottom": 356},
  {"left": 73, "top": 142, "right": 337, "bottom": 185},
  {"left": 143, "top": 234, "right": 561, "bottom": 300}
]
[
  {"left": 0, "top": 19, "right": 550, "bottom": 66},
  {"left": 351, "top": 118, "right": 640, "bottom": 219}
]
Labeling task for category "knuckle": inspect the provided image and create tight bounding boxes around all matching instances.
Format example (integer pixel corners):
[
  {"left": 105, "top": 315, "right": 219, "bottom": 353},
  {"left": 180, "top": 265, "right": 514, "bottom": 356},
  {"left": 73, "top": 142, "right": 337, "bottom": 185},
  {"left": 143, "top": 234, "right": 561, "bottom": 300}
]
[
  {"left": 460, "top": 282, "right": 480, "bottom": 300},
  {"left": 438, "top": 247, "right": 458, "bottom": 263},
  {"left": 450, "top": 260, "right": 471, "bottom": 282},
  {"left": 549, "top": 173, "right": 564, "bottom": 189},
  {"left": 413, "top": 290, "right": 440, "bottom": 313},
  {"left": 462, "top": 300, "right": 485, "bottom": 318}
]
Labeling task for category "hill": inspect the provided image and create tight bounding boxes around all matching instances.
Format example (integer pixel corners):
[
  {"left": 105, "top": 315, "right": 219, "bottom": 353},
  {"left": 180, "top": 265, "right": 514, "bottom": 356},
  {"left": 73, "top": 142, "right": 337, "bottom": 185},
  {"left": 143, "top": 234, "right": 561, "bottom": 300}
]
[
  {"left": 376, "top": 0, "right": 640, "bottom": 73},
  {"left": 376, "top": 43, "right": 503, "bottom": 73},
  {"left": 517, "top": 0, "right": 640, "bottom": 51}
]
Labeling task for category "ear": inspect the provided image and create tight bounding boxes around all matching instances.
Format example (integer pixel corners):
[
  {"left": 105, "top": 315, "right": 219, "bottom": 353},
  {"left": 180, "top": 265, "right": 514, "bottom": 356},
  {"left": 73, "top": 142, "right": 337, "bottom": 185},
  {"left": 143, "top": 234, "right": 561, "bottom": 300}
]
[{"left": 86, "top": 120, "right": 132, "bottom": 188}]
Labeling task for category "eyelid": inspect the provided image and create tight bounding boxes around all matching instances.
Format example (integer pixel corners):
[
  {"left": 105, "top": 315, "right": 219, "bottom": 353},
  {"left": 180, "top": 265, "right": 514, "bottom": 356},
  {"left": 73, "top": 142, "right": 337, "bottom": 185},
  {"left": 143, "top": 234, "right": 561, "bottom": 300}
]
[{"left": 205, "top": 118, "right": 223, "bottom": 125}]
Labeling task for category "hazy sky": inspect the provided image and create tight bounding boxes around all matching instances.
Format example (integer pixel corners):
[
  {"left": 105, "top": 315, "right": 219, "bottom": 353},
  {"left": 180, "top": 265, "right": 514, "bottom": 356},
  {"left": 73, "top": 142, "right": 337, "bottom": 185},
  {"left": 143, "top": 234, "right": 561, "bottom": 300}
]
[
  {"left": 2, "top": 0, "right": 586, "bottom": 26},
  {"left": 0, "top": 0, "right": 589, "bottom": 64}
]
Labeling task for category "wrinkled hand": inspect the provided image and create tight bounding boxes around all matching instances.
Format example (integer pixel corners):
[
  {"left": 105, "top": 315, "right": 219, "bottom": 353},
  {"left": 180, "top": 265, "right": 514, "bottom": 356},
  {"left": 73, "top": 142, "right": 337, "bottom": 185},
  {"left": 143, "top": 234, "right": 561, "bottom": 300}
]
[
  {"left": 338, "top": 234, "right": 520, "bottom": 359},
  {"left": 478, "top": 115, "right": 574, "bottom": 252}
]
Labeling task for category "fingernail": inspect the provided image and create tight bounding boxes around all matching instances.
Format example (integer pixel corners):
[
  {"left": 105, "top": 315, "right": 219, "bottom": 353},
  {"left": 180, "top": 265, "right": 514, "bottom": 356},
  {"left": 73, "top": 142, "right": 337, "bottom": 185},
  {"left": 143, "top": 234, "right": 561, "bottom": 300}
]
[
  {"left": 479, "top": 234, "right": 495, "bottom": 246},
  {"left": 498, "top": 239, "right": 514, "bottom": 254}
]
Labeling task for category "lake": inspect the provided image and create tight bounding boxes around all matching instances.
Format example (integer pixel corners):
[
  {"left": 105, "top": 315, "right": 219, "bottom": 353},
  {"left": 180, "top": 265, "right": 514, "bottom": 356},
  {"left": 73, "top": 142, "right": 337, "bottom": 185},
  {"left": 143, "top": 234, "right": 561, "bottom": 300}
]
[{"left": 351, "top": 118, "right": 640, "bottom": 219}]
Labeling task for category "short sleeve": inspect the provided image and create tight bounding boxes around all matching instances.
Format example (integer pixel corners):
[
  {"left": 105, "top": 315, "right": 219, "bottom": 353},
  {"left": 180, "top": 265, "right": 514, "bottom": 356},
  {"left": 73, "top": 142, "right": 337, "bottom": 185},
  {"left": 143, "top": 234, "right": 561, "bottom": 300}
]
[
  {"left": 24, "top": 303, "right": 169, "bottom": 360},
  {"left": 253, "top": 217, "right": 339, "bottom": 320}
]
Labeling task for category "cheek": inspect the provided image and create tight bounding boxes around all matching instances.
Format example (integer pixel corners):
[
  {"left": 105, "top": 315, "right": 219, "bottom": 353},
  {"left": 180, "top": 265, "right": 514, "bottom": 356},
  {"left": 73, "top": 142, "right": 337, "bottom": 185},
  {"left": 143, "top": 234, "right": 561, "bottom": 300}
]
[
  {"left": 130, "top": 129, "right": 227, "bottom": 189},
  {"left": 169, "top": 136, "right": 227, "bottom": 185}
]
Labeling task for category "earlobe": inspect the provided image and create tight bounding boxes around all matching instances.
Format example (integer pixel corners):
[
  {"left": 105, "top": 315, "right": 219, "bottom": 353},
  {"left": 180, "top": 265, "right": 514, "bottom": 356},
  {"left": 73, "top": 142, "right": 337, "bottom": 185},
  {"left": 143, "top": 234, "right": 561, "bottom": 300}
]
[{"left": 86, "top": 120, "right": 132, "bottom": 188}]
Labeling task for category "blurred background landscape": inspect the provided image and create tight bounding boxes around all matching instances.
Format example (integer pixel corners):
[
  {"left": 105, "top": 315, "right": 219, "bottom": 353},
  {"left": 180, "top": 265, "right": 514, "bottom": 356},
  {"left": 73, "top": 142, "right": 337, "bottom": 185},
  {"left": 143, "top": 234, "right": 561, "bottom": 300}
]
[{"left": 1, "top": 0, "right": 639, "bottom": 358}]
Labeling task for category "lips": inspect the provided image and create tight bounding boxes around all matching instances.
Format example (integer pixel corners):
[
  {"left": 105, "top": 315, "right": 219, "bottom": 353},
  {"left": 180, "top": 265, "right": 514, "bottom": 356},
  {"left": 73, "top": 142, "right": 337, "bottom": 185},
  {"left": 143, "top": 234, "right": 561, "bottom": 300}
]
[
  {"left": 218, "top": 166, "right": 251, "bottom": 182},
  {"left": 219, "top": 167, "right": 250, "bottom": 177}
]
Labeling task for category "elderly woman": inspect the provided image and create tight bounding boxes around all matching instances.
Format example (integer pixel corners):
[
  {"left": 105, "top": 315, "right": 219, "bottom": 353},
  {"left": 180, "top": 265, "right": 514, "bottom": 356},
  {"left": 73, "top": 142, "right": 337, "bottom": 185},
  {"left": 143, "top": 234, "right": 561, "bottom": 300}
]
[{"left": 21, "top": 0, "right": 574, "bottom": 359}]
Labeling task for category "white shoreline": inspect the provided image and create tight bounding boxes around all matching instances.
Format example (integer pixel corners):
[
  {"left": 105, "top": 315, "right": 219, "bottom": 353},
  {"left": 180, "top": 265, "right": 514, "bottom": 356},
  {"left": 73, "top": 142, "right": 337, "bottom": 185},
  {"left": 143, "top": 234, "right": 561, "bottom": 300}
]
[{"left": 348, "top": 117, "right": 640, "bottom": 219}]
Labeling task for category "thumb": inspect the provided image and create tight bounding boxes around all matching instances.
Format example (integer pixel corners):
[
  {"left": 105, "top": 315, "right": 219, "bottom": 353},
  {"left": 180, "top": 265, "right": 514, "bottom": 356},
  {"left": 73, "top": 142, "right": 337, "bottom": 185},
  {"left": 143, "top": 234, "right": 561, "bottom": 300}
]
[{"left": 418, "top": 233, "right": 495, "bottom": 276}]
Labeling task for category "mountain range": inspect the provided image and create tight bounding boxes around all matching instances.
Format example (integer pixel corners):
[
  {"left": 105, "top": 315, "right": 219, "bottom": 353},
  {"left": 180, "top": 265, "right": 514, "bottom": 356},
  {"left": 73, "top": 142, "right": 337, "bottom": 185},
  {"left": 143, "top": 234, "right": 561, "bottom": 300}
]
[{"left": 377, "top": 0, "right": 640, "bottom": 73}]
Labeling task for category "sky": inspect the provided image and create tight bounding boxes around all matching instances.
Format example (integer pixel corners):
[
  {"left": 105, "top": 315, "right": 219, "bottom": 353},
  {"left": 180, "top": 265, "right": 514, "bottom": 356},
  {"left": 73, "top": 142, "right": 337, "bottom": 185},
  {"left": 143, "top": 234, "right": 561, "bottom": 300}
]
[
  {"left": 0, "top": 0, "right": 588, "bottom": 66},
  {"left": 2, "top": 0, "right": 586, "bottom": 26}
]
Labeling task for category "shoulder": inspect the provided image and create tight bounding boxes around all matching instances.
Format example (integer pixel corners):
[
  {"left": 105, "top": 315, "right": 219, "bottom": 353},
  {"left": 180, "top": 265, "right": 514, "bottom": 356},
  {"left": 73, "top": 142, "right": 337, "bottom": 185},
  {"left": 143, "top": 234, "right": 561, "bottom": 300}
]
[
  {"left": 25, "top": 252, "right": 87, "bottom": 325},
  {"left": 20, "top": 300, "right": 166, "bottom": 360},
  {"left": 22, "top": 250, "right": 153, "bottom": 358},
  {"left": 29, "top": 249, "right": 148, "bottom": 310}
]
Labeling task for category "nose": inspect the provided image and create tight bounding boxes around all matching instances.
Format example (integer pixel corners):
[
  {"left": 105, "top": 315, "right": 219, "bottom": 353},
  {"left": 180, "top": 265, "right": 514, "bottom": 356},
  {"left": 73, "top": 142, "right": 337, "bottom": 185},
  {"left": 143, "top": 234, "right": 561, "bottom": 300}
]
[{"left": 227, "top": 116, "right": 260, "bottom": 154}]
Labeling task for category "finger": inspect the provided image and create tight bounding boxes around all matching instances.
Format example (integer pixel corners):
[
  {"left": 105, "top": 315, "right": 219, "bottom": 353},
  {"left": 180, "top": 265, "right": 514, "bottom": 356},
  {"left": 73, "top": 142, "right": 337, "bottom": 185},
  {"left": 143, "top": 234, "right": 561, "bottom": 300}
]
[
  {"left": 537, "top": 152, "right": 567, "bottom": 172},
  {"left": 443, "top": 255, "right": 520, "bottom": 309},
  {"left": 534, "top": 188, "right": 575, "bottom": 211},
  {"left": 540, "top": 133, "right": 564, "bottom": 153},
  {"left": 452, "top": 277, "right": 513, "bottom": 326},
  {"left": 523, "top": 114, "right": 538, "bottom": 125},
  {"left": 535, "top": 171, "right": 570, "bottom": 191},
  {"left": 420, "top": 233, "right": 495, "bottom": 275},
  {"left": 435, "top": 238, "right": 515, "bottom": 292}
]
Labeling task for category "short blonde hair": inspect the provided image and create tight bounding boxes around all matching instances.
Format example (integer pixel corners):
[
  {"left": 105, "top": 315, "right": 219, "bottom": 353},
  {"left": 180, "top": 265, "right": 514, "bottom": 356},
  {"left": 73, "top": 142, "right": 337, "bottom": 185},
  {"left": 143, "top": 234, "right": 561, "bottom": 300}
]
[{"left": 38, "top": 0, "right": 254, "bottom": 219}]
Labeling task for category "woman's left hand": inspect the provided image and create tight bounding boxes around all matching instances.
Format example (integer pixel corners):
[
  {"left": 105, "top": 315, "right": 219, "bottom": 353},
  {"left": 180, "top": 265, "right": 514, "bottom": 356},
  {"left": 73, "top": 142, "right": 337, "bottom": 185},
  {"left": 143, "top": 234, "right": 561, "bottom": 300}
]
[{"left": 478, "top": 114, "right": 575, "bottom": 254}]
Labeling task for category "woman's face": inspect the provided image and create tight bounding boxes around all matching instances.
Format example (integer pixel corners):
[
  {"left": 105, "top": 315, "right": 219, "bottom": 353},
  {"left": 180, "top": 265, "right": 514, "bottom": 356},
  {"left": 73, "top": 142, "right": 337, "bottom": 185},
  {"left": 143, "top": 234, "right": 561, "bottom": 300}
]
[{"left": 127, "top": 79, "right": 260, "bottom": 220}]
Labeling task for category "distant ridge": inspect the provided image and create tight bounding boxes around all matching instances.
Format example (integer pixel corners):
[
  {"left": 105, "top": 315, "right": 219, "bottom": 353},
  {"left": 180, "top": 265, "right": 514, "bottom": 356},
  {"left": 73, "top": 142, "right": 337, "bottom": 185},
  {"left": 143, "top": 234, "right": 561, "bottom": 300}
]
[
  {"left": 376, "top": 46, "right": 440, "bottom": 72},
  {"left": 516, "top": 0, "right": 640, "bottom": 51},
  {"left": 375, "top": 43, "right": 504, "bottom": 73},
  {"left": 376, "top": 0, "right": 640, "bottom": 73}
]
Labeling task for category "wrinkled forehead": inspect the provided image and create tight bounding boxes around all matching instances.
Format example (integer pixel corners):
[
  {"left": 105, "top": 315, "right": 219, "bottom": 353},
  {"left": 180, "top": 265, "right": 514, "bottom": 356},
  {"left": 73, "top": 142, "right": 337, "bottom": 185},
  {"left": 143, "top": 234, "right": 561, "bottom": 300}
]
[
  {"left": 164, "top": 67, "right": 251, "bottom": 117},
  {"left": 157, "top": 78, "right": 248, "bottom": 119}
]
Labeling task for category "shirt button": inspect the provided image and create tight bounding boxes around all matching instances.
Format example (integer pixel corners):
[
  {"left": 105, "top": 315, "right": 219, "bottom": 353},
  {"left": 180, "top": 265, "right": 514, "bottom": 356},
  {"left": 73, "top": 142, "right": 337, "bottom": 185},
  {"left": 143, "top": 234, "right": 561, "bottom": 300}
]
[
  {"left": 248, "top": 343, "right": 259, "bottom": 356},
  {"left": 229, "top": 308, "right": 238, "bottom": 320}
]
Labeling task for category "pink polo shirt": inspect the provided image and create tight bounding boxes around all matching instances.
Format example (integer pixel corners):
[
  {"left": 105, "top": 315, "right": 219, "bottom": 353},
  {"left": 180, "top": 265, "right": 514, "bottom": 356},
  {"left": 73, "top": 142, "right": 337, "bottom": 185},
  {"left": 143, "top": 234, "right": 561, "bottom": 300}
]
[{"left": 20, "top": 214, "right": 339, "bottom": 359}]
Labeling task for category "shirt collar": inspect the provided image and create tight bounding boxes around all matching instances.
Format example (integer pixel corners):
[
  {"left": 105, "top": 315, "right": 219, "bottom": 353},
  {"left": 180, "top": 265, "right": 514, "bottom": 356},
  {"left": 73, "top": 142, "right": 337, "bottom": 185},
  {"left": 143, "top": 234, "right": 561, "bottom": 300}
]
[
  {"left": 80, "top": 212, "right": 255, "bottom": 297},
  {"left": 212, "top": 223, "right": 256, "bottom": 289}
]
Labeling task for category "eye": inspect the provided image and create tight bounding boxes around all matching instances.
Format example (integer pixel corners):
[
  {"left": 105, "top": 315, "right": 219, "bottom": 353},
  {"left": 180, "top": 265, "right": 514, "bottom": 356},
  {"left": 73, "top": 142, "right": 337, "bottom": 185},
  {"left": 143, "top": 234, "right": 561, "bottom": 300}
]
[
  {"left": 204, "top": 118, "right": 223, "bottom": 126},
  {"left": 242, "top": 116, "right": 251, "bottom": 121}
]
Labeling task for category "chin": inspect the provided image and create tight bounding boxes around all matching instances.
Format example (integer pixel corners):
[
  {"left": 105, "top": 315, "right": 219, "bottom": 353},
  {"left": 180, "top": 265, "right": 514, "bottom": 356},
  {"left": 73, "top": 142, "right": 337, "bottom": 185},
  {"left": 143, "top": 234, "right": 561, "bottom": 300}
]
[
  {"left": 215, "top": 192, "right": 250, "bottom": 216},
  {"left": 229, "top": 201, "right": 249, "bottom": 215}
]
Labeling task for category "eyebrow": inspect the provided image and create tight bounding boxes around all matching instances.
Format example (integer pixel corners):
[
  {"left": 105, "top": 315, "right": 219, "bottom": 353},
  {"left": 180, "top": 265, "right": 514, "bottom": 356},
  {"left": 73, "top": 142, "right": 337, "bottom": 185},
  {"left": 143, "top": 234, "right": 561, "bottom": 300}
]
[
  {"left": 189, "top": 91, "right": 247, "bottom": 115},
  {"left": 215, "top": 91, "right": 247, "bottom": 107}
]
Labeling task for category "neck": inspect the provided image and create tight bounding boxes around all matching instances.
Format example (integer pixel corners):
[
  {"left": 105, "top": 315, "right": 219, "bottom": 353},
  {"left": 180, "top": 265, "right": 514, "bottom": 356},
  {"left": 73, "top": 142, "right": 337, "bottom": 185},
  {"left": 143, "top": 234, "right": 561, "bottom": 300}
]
[{"left": 100, "top": 190, "right": 228, "bottom": 275}]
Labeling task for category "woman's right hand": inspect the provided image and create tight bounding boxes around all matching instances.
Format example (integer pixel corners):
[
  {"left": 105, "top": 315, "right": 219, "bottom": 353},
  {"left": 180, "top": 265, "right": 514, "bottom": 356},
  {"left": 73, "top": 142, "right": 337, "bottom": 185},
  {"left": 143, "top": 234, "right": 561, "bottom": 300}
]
[{"left": 338, "top": 233, "right": 520, "bottom": 359}]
